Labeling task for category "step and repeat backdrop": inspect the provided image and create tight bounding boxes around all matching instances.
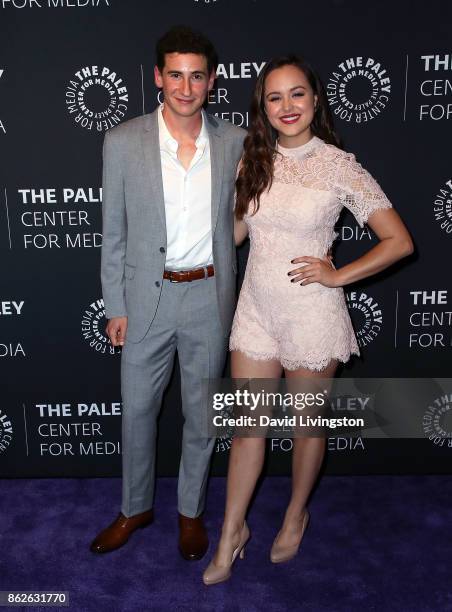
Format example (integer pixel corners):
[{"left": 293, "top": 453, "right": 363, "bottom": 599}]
[{"left": 1, "top": 0, "right": 451, "bottom": 478}]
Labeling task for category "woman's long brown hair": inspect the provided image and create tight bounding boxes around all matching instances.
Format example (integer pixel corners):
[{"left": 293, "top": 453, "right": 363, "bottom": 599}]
[{"left": 235, "top": 55, "right": 341, "bottom": 219}]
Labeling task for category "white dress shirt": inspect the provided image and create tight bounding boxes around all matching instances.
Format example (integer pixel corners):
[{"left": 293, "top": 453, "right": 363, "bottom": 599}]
[{"left": 158, "top": 104, "right": 213, "bottom": 271}]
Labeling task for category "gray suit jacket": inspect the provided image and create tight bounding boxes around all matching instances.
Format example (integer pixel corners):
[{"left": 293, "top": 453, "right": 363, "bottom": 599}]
[{"left": 100, "top": 108, "right": 246, "bottom": 343}]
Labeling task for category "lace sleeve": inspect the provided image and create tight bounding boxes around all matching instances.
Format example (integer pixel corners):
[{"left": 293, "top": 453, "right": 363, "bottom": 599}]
[{"left": 335, "top": 152, "right": 393, "bottom": 228}]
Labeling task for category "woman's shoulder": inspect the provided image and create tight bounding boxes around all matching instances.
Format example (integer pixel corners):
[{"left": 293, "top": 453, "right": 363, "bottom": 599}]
[{"left": 320, "top": 141, "right": 356, "bottom": 164}]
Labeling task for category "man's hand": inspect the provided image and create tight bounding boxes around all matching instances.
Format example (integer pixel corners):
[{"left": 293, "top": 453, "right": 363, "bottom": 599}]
[{"left": 106, "top": 316, "right": 128, "bottom": 347}]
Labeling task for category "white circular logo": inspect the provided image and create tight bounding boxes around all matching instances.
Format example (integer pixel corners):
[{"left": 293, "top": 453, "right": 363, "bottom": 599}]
[
  {"left": 346, "top": 291, "right": 383, "bottom": 348},
  {"left": 81, "top": 298, "right": 121, "bottom": 355},
  {"left": 66, "top": 65, "right": 128, "bottom": 131},
  {"left": 433, "top": 179, "right": 452, "bottom": 235},
  {"left": 215, "top": 436, "right": 232, "bottom": 453},
  {"left": 327, "top": 56, "right": 391, "bottom": 123},
  {"left": 0, "top": 409, "right": 13, "bottom": 454},
  {"left": 422, "top": 394, "right": 452, "bottom": 448}
]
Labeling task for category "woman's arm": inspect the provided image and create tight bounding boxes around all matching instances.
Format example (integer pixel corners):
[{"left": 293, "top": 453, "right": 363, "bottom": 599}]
[
  {"left": 234, "top": 217, "right": 249, "bottom": 246},
  {"left": 333, "top": 208, "right": 413, "bottom": 285},
  {"left": 289, "top": 207, "right": 413, "bottom": 287}
]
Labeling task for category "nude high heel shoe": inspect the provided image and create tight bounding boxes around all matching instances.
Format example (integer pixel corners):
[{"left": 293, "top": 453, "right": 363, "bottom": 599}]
[
  {"left": 202, "top": 521, "right": 250, "bottom": 586},
  {"left": 270, "top": 509, "right": 310, "bottom": 564}
]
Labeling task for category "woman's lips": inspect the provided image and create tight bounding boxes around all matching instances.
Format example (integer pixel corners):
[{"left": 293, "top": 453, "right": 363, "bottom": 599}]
[{"left": 280, "top": 114, "right": 301, "bottom": 124}]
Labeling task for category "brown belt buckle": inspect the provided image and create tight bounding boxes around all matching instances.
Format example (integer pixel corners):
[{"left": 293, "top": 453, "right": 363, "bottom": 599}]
[{"left": 165, "top": 265, "right": 212, "bottom": 283}]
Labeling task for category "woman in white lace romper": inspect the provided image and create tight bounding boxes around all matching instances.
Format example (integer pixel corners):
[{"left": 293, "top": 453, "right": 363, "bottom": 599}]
[{"left": 203, "top": 56, "right": 413, "bottom": 585}]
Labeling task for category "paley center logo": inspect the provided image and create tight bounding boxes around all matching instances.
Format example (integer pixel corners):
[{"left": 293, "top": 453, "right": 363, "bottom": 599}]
[
  {"left": 2, "top": 1, "right": 110, "bottom": 7},
  {"left": 0, "top": 300, "right": 24, "bottom": 316},
  {"left": 66, "top": 65, "right": 128, "bottom": 131},
  {"left": 81, "top": 298, "right": 121, "bottom": 355},
  {"left": 0, "top": 408, "right": 13, "bottom": 454},
  {"left": 422, "top": 393, "right": 452, "bottom": 448},
  {"left": 346, "top": 291, "right": 383, "bottom": 347},
  {"left": 327, "top": 56, "right": 391, "bottom": 123},
  {"left": 418, "top": 54, "right": 452, "bottom": 121},
  {"left": 1, "top": 300, "right": 26, "bottom": 358},
  {"left": 215, "top": 435, "right": 232, "bottom": 453},
  {"left": 335, "top": 223, "right": 373, "bottom": 243},
  {"left": 433, "top": 178, "right": 452, "bottom": 236}
]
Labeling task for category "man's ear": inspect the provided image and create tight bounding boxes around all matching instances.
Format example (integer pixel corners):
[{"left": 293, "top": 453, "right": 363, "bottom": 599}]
[
  {"left": 154, "top": 65, "right": 163, "bottom": 88},
  {"left": 208, "top": 68, "right": 216, "bottom": 91}
]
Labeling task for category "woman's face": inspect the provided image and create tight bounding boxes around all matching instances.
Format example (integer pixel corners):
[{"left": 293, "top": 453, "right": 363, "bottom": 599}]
[{"left": 263, "top": 65, "right": 318, "bottom": 147}]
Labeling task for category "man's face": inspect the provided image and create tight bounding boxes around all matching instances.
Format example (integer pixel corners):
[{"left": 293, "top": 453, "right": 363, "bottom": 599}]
[{"left": 154, "top": 52, "right": 215, "bottom": 118}]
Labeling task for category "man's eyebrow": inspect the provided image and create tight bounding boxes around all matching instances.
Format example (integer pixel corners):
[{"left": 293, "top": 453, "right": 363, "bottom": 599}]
[{"left": 167, "top": 69, "right": 207, "bottom": 75}]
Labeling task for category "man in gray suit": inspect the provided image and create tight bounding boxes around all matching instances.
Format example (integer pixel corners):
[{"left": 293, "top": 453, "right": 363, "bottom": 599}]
[{"left": 90, "top": 26, "right": 245, "bottom": 560}]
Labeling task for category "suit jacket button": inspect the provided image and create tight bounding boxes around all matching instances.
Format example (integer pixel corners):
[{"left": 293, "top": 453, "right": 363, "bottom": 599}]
[
  {"left": 155, "top": 281, "right": 161, "bottom": 287},
  {"left": 160, "top": 247, "right": 165, "bottom": 253}
]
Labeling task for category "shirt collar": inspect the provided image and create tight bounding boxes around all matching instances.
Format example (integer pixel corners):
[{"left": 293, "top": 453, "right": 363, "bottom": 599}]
[{"left": 158, "top": 103, "right": 209, "bottom": 154}]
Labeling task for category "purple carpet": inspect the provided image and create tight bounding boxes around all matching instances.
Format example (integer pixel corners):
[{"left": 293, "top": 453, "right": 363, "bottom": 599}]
[{"left": 1, "top": 476, "right": 451, "bottom": 611}]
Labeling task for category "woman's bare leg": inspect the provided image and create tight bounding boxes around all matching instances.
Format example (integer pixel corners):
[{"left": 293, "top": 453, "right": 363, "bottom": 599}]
[
  {"left": 211, "top": 350, "right": 282, "bottom": 566},
  {"left": 274, "top": 359, "right": 338, "bottom": 548}
]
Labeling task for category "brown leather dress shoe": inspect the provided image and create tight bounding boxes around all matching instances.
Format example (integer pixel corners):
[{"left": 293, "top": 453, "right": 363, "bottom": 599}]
[
  {"left": 90, "top": 509, "right": 154, "bottom": 553},
  {"left": 178, "top": 513, "right": 209, "bottom": 561}
]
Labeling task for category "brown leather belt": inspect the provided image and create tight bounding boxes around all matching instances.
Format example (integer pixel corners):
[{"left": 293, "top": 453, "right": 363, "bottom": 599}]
[{"left": 163, "top": 264, "right": 214, "bottom": 283}]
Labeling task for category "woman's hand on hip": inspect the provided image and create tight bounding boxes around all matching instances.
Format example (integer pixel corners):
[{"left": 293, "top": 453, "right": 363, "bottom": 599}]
[{"left": 288, "top": 255, "right": 340, "bottom": 288}]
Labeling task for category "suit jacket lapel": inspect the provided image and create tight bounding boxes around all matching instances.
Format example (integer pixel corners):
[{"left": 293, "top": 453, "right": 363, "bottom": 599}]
[
  {"left": 206, "top": 113, "right": 224, "bottom": 237},
  {"left": 141, "top": 109, "right": 166, "bottom": 231}
]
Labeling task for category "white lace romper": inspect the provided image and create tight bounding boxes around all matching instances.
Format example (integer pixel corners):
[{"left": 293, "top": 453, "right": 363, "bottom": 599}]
[{"left": 229, "top": 136, "right": 393, "bottom": 371}]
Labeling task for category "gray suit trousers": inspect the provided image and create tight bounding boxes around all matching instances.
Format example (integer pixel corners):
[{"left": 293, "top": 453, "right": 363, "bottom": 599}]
[{"left": 120, "top": 275, "right": 227, "bottom": 518}]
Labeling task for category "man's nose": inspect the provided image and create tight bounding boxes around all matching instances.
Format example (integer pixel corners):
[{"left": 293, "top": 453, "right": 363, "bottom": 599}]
[{"left": 181, "top": 77, "right": 192, "bottom": 97}]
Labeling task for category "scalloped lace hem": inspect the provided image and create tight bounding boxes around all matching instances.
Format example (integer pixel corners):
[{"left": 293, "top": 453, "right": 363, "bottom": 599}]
[
  {"left": 229, "top": 342, "right": 360, "bottom": 372},
  {"left": 282, "top": 348, "right": 360, "bottom": 372}
]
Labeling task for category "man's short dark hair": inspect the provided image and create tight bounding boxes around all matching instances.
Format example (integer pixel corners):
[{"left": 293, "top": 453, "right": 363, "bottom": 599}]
[{"left": 156, "top": 25, "right": 218, "bottom": 75}]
